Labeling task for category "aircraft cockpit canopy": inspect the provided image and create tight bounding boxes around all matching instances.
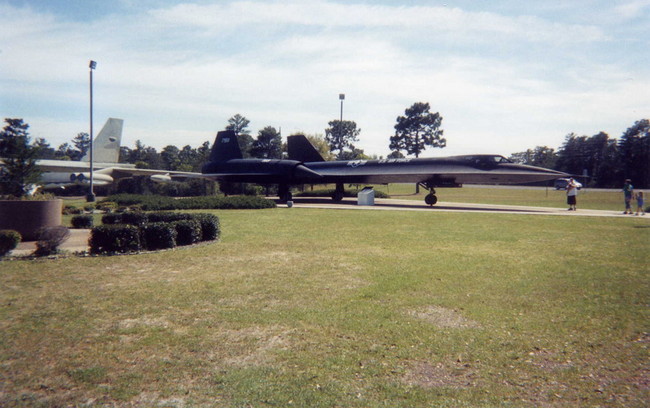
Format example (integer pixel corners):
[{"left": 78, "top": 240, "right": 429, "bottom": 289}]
[{"left": 461, "top": 155, "right": 512, "bottom": 168}]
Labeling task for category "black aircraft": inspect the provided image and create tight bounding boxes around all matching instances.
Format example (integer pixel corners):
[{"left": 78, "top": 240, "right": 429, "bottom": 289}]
[{"left": 201, "top": 130, "right": 569, "bottom": 205}]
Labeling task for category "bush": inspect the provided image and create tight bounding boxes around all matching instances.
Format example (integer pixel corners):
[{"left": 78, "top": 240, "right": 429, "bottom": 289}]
[
  {"left": 101, "top": 213, "right": 123, "bottom": 225},
  {"left": 148, "top": 212, "right": 192, "bottom": 223},
  {"left": 90, "top": 225, "right": 141, "bottom": 255},
  {"left": 96, "top": 202, "right": 117, "bottom": 213},
  {"left": 71, "top": 215, "right": 93, "bottom": 229},
  {"left": 194, "top": 213, "right": 221, "bottom": 241},
  {"left": 174, "top": 220, "right": 202, "bottom": 246},
  {"left": 62, "top": 205, "right": 83, "bottom": 215},
  {"left": 141, "top": 222, "right": 177, "bottom": 251},
  {"left": 34, "top": 226, "right": 70, "bottom": 256},
  {"left": 120, "top": 211, "right": 148, "bottom": 226},
  {"left": 0, "top": 230, "right": 21, "bottom": 256},
  {"left": 101, "top": 194, "right": 276, "bottom": 211}
]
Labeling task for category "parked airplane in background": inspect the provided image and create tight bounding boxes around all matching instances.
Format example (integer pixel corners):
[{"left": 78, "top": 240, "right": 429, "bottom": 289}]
[
  {"left": 201, "top": 130, "right": 569, "bottom": 205},
  {"left": 4, "top": 118, "right": 194, "bottom": 190}
]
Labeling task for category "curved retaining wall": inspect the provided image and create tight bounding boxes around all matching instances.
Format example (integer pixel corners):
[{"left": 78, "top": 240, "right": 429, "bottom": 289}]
[{"left": 0, "top": 199, "right": 63, "bottom": 241}]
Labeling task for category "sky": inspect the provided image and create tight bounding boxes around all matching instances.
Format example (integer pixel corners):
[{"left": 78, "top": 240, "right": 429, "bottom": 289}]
[{"left": 1, "top": 0, "right": 648, "bottom": 158}]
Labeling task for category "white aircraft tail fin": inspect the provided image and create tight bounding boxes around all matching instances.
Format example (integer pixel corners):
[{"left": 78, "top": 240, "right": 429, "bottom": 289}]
[{"left": 81, "top": 118, "right": 124, "bottom": 163}]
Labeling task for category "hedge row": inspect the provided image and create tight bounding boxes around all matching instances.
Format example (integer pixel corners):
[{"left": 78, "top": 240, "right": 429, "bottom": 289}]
[
  {"left": 90, "top": 212, "right": 220, "bottom": 255},
  {"left": 295, "top": 188, "right": 390, "bottom": 199},
  {"left": 100, "top": 194, "right": 276, "bottom": 211}
]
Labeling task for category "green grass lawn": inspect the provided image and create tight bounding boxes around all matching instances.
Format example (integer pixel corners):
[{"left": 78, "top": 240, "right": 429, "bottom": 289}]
[
  {"left": 2, "top": 209, "right": 648, "bottom": 407},
  {"left": 372, "top": 184, "right": 627, "bottom": 211}
]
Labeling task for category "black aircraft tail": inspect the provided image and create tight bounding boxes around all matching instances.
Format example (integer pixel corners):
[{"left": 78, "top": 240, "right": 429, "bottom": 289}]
[
  {"left": 209, "top": 130, "right": 243, "bottom": 163},
  {"left": 287, "top": 134, "right": 325, "bottom": 162}
]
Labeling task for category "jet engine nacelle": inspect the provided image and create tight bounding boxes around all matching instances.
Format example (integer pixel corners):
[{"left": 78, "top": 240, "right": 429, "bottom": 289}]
[
  {"left": 70, "top": 172, "right": 114, "bottom": 186},
  {"left": 150, "top": 174, "right": 172, "bottom": 183}
]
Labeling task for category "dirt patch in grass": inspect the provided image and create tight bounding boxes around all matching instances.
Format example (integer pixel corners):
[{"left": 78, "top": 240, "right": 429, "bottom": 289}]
[
  {"left": 402, "top": 361, "right": 479, "bottom": 389},
  {"left": 216, "top": 325, "right": 295, "bottom": 367},
  {"left": 408, "top": 306, "right": 481, "bottom": 329}
]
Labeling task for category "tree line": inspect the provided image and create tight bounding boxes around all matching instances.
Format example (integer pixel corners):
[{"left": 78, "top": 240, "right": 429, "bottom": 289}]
[{"left": 2, "top": 103, "right": 649, "bottom": 198}]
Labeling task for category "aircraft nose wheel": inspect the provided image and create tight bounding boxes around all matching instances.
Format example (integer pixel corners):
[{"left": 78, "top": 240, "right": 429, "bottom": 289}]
[{"left": 425, "top": 193, "right": 438, "bottom": 206}]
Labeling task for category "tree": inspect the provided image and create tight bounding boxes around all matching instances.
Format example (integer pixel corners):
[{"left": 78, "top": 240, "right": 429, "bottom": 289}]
[
  {"left": 509, "top": 146, "right": 557, "bottom": 169},
  {"left": 226, "top": 114, "right": 251, "bottom": 136},
  {"left": 324, "top": 120, "right": 360, "bottom": 159},
  {"left": 251, "top": 126, "right": 282, "bottom": 159},
  {"left": 161, "top": 145, "right": 181, "bottom": 170},
  {"left": 0, "top": 118, "right": 42, "bottom": 197},
  {"left": 72, "top": 132, "right": 90, "bottom": 160},
  {"left": 618, "top": 119, "right": 650, "bottom": 188},
  {"left": 390, "top": 102, "right": 445, "bottom": 158}
]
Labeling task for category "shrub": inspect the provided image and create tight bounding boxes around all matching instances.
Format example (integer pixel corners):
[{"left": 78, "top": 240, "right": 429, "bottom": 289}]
[
  {"left": 148, "top": 212, "right": 192, "bottom": 223},
  {"left": 71, "top": 215, "right": 93, "bottom": 229},
  {"left": 34, "top": 226, "right": 70, "bottom": 256},
  {"left": 0, "top": 230, "right": 21, "bottom": 256},
  {"left": 101, "top": 213, "right": 123, "bottom": 225},
  {"left": 62, "top": 205, "right": 83, "bottom": 215},
  {"left": 194, "top": 213, "right": 221, "bottom": 241},
  {"left": 174, "top": 219, "right": 202, "bottom": 246},
  {"left": 141, "top": 222, "right": 177, "bottom": 251},
  {"left": 101, "top": 194, "right": 276, "bottom": 211},
  {"left": 90, "top": 225, "right": 141, "bottom": 255},
  {"left": 96, "top": 202, "right": 117, "bottom": 213},
  {"left": 120, "top": 211, "right": 148, "bottom": 226}
]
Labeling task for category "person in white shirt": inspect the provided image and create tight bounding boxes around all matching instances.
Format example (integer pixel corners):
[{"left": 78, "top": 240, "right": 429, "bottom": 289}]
[{"left": 566, "top": 177, "right": 582, "bottom": 211}]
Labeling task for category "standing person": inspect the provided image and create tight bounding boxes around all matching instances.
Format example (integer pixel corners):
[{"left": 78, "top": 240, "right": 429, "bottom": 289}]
[
  {"left": 566, "top": 177, "right": 580, "bottom": 211},
  {"left": 623, "top": 179, "right": 634, "bottom": 214},
  {"left": 635, "top": 191, "right": 645, "bottom": 216}
]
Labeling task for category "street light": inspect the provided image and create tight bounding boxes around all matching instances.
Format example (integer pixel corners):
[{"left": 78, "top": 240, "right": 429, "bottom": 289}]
[
  {"left": 339, "top": 93, "right": 345, "bottom": 122},
  {"left": 87, "top": 60, "right": 97, "bottom": 202}
]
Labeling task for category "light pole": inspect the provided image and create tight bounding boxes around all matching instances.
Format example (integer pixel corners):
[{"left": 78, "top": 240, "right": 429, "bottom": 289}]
[
  {"left": 339, "top": 93, "right": 345, "bottom": 122},
  {"left": 87, "top": 60, "right": 97, "bottom": 202}
]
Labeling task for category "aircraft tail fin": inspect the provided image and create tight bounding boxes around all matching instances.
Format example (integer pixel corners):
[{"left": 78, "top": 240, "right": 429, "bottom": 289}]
[
  {"left": 81, "top": 118, "right": 123, "bottom": 163},
  {"left": 287, "top": 134, "right": 325, "bottom": 162},
  {"left": 209, "top": 130, "right": 243, "bottom": 162}
]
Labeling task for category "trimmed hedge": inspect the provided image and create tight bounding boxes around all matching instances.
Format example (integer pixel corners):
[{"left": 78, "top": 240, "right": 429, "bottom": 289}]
[
  {"left": 71, "top": 215, "right": 93, "bottom": 229},
  {"left": 141, "top": 222, "right": 177, "bottom": 251},
  {"left": 89, "top": 225, "right": 141, "bottom": 255},
  {"left": 90, "top": 212, "right": 220, "bottom": 255},
  {"left": 0, "top": 229, "right": 21, "bottom": 256},
  {"left": 174, "top": 219, "right": 202, "bottom": 246},
  {"left": 100, "top": 194, "right": 276, "bottom": 211},
  {"left": 296, "top": 188, "right": 390, "bottom": 199}
]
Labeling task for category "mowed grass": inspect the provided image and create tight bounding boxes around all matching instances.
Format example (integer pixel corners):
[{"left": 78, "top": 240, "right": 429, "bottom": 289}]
[
  {"left": 373, "top": 184, "right": 627, "bottom": 211},
  {"left": 1, "top": 209, "right": 648, "bottom": 407}
]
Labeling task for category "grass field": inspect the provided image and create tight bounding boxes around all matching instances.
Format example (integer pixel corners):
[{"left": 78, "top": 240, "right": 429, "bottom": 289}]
[
  {"left": 370, "top": 184, "right": 630, "bottom": 211},
  {"left": 1, "top": 207, "right": 648, "bottom": 407}
]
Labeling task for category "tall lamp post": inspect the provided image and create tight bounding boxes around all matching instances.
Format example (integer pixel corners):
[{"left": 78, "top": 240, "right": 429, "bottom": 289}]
[
  {"left": 339, "top": 93, "right": 345, "bottom": 122},
  {"left": 87, "top": 60, "right": 97, "bottom": 202}
]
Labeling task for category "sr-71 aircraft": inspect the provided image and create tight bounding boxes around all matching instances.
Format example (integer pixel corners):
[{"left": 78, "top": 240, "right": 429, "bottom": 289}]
[
  {"left": 1, "top": 118, "right": 194, "bottom": 190},
  {"left": 201, "top": 130, "right": 569, "bottom": 205}
]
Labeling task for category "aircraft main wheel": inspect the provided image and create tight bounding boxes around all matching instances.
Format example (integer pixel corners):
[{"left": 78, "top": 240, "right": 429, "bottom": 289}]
[
  {"left": 425, "top": 193, "right": 438, "bottom": 206},
  {"left": 281, "top": 192, "right": 293, "bottom": 203},
  {"left": 332, "top": 191, "right": 344, "bottom": 202}
]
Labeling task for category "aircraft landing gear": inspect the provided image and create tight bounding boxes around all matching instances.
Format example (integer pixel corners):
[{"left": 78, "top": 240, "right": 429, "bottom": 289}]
[
  {"left": 278, "top": 184, "right": 292, "bottom": 203},
  {"left": 419, "top": 182, "right": 438, "bottom": 206},
  {"left": 331, "top": 183, "right": 344, "bottom": 202}
]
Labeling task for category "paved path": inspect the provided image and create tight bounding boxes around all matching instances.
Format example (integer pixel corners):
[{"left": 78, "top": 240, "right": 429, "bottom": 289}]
[{"left": 281, "top": 197, "right": 649, "bottom": 219}]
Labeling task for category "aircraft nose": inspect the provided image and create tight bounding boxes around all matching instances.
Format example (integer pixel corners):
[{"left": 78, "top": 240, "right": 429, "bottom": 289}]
[{"left": 293, "top": 164, "right": 322, "bottom": 179}]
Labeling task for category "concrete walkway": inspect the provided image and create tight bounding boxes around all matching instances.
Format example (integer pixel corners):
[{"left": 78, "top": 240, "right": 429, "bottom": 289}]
[{"left": 10, "top": 228, "right": 91, "bottom": 257}]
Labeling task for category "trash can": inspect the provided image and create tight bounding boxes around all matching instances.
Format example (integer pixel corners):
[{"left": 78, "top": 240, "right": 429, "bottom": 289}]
[{"left": 357, "top": 187, "right": 375, "bottom": 206}]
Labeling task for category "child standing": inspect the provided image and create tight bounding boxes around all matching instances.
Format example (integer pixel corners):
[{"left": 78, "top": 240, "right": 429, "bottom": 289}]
[{"left": 635, "top": 191, "right": 645, "bottom": 216}]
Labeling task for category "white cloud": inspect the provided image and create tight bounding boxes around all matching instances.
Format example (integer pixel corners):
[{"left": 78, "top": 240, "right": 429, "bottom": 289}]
[{"left": 0, "top": 1, "right": 647, "bottom": 158}]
